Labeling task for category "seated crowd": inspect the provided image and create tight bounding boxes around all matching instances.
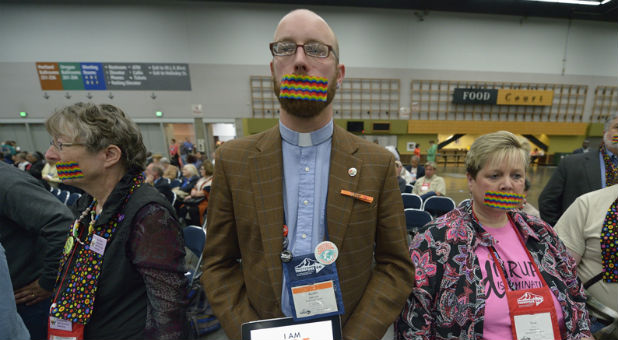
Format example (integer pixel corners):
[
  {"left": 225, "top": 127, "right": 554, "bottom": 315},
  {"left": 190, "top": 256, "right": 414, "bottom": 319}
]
[{"left": 2, "top": 106, "right": 617, "bottom": 340}]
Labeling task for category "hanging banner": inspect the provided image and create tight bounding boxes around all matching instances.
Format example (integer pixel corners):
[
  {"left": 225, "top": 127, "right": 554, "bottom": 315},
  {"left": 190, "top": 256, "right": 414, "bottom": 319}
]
[{"left": 36, "top": 62, "right": 191, "bottom": 91}]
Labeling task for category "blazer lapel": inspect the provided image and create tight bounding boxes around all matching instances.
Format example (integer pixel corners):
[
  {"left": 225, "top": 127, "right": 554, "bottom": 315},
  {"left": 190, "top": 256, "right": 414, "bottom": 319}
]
[
  {"left": 326, "top": 125, "right": 361, "bottom": 249},
  {"left": 249, "top": 126, "right": 285, "bottom": 303},
  {"left": 585, "top": 152, "right": 602, "bottom": 189}
]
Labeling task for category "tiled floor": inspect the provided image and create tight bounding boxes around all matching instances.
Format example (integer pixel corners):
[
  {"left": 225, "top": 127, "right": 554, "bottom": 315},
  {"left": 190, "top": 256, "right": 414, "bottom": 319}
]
[{"left": 199, "top": 164, "right": 558, "bottom": 340}]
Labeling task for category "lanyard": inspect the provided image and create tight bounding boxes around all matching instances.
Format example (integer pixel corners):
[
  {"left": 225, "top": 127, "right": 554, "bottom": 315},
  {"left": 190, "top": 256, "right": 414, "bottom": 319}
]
[
  {"left": 281, "top": 215, "right": 330, "bottom": 263},
  {"left": 471, "top": 204, "right": 548, "bottom": 290}
]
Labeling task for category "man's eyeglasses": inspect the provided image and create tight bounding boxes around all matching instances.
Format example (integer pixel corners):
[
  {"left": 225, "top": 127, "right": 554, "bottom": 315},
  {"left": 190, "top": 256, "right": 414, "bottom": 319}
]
[
  {"left": 270, "top": 41, "right": 338, "bottom": 59},
  {"left": 50, "top": 139, "right": 84, "bottom": 151}
]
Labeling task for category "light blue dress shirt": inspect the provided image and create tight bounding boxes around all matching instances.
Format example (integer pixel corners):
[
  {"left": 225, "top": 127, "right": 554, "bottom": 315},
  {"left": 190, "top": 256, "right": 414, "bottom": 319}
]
[
  {"left": 279, "top": 120, "right": 333, "bottom": 316},
  {"left": 600, "top": 148, "right": 617, "bottom": 188},
  {"left": 0, "top": 242, "right": 30, "bottom": 340}
]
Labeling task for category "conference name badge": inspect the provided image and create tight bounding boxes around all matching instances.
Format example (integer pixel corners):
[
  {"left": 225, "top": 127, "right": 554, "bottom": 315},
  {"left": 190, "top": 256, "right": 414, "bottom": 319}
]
[
  {"left": 48, "top": 316, "right": 85, "bottom": 340},
  {"left": 284, "top": 253, "right": 345, "bottom": 321},
  {"left": 291, "top": 280, "right": 338, "bottom": 319}
]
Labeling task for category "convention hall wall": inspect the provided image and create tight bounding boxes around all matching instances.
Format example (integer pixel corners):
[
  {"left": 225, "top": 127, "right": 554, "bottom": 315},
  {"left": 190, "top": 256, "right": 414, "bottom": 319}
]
[{"left": 1, "top": 2, "right": 617, "bottom": 153}]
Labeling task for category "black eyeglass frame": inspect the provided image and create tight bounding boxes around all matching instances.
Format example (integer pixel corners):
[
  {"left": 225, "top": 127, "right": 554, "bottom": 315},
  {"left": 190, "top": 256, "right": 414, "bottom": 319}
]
[{"left": 269, "top": 41, "right": 338, "bottom": 60}]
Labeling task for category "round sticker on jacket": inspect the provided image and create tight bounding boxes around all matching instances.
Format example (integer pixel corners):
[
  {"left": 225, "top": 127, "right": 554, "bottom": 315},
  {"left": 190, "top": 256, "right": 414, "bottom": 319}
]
[{"left": 315, "top": 241, "right": 338, "bottom": 265}]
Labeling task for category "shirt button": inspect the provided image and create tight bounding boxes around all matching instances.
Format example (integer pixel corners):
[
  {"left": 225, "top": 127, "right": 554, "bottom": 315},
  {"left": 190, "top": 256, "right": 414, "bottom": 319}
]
[
  {"left": 303, "top": 200, "right": 309, "bottom": 205},
  {"left": 302, "top": 234, "right": 307, "bottom": 239},
  {"left": 305, "top": 167, "right": 310, "bottom": 172}
]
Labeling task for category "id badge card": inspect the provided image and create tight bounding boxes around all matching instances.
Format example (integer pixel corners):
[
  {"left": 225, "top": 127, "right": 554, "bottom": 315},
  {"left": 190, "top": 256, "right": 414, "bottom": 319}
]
[
  {"left": 48, "top": 316, "right": 85, "bottom": 340},
  {"left": 507, "top": 287, "right": 561, "bottom": 340},
  {"left": 284, "top": 254, "right": 344, "bottom": 322}
]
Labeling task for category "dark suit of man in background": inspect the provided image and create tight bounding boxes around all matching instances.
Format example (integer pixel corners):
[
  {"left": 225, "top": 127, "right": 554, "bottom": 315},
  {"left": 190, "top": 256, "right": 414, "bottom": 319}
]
[
  {"left": 539, "top": 114, "right": 618, "bottom": 226},
  {"left": 572, "top": 139, "right": 590, "bottom": 154},
  {"left": 145, "top": 163, "right": 174, "bottom": 204},
  {"left": 202, "top": 9, "right": 414, "bottom": 340}
]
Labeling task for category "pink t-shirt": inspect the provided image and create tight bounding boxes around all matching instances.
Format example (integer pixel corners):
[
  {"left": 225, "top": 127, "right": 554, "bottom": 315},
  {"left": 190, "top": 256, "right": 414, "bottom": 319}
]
[{"left": 475, "top": 219, "right": 565, "bottom": 340}]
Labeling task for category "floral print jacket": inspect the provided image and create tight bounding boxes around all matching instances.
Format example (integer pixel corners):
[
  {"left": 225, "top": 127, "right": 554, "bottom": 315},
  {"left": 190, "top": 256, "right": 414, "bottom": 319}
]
[{"left": 396, "top": 201, "right": 592, "bottom": 340}]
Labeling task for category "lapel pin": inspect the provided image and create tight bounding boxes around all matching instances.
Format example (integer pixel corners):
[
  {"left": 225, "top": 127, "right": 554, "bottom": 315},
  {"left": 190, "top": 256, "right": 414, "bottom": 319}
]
[
  {"left": 315, "top": 241, "right": 338, "bottom": 265},
  {"left": 340, "top": 189, "right": 374, "bottom": 204},
  {"left": 348, "top": 167, "right": 357, "bottom": 176}
]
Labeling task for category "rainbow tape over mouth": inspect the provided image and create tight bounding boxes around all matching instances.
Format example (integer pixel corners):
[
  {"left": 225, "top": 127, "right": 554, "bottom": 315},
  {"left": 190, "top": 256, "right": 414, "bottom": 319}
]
[
  {"left": 483, "top": 191, "right": 524, "bottom": 210},
  {"left": 612, "top": 135, "right": 618, "bottom": 144},
  {"left": 56, "top": 161, "right": 84, "bottom": 180},
  {"left": 279, "top": 74, "right": 328, "bottom": 102}
]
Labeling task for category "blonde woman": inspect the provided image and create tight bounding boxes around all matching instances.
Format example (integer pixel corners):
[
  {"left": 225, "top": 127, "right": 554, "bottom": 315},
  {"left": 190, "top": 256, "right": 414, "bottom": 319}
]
[
  {"left": 397, "top": 131, "right": 592, "bottom": 340},
  {"left": 180, "top": 162, "right": 214, "bottom": 226},
  {"left": 173, "top": 163, "right": 199, "bottom": 199}
]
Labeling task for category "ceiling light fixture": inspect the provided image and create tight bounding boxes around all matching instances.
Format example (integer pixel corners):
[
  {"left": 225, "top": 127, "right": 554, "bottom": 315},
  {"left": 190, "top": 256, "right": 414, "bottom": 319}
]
[{"left": 526, "top": 0, "right": 609, "bottom": 5}]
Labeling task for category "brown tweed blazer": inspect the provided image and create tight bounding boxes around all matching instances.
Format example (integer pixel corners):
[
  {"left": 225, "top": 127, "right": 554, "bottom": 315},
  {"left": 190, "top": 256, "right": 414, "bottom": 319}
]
[{"left": 202, "top": 124, "right": 414, "bottom": 339}]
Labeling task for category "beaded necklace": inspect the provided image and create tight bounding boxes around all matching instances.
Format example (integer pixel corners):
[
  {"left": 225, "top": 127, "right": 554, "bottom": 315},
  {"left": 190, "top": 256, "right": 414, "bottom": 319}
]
[
  {"left": 63, "top": 200, "right": 100, "bottom": 255},
  {"left": 51, "top": 175, "right": 143, "bottom": 324}
]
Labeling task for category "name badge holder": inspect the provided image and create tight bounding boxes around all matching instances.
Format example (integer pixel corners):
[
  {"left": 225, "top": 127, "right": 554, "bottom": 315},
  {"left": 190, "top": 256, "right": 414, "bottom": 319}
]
[
  {"left": 48, "top": 316, "right": 85, "bottom": 340},
  {"left": 48, "top": 204, "right": 104, "bottom": 340},
  {"left": 281, "top": 224, "right": 345, "bottom": 322},
  {"left": 488, "top": 217, "right": 561, "bottom": 340}
]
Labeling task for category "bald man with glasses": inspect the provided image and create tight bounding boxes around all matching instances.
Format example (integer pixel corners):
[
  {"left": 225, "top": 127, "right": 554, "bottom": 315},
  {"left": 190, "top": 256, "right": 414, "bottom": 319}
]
[{"left": 202, "top": 9, "right": 414, "bottom": 340}]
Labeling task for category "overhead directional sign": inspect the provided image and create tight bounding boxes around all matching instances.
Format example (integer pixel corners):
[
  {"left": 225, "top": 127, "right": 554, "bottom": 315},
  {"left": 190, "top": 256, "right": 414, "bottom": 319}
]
[{"left": 36, "top": 62, "right": 191, "bottom": 91}]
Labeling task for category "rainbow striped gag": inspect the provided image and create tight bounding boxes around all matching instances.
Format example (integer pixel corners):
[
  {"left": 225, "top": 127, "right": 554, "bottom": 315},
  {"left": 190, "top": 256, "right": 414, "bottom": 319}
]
[
  {"left": 483, "top": 191, "right": 524, "bottom": 210},
  {"left": 279, "top": 74, "right": 328, "bottom": 102},
  {"left": 612, "top": 134, "right": 618, "bottom": 144},
  {"left": 56, "top": 161, "right": 84, "bottom": 180}
]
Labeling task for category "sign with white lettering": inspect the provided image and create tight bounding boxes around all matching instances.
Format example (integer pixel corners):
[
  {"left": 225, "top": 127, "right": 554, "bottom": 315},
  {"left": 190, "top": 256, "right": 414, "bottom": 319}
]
[
  {"left": 104, "top": 63, "right": 190, "bottom": 90},
  {"left": 36, "top": 62, "right": 191, "bottom": 91},
  {"left": 452, "top": 88, "right": 498, "bottom": 104}
]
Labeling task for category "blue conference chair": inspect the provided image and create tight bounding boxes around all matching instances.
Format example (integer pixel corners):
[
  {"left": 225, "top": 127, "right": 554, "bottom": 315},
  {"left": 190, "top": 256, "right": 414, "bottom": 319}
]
[
  {"left": 404, "top": 208, "right": 433, "bottom": 235},
  {"left": 66, "top": 193, "right": 82, "bottom": 206},
  {"left": 183, "top": 225, "right": 221, "bottom": 336},
  {"left": 183, "top": 225, "right": 206, "bottom": 282},
  {"left": 423, "top": 196, "right": 456, "bottom": 218},
  {"left": 458, "top": 198, "right": 471, "bottom": 208},
  {"left": 56, "top": 190, "right": 70, "bottom": 204},
  {"left": 402, "top": 193, "right": 423, "bottom": 210}
]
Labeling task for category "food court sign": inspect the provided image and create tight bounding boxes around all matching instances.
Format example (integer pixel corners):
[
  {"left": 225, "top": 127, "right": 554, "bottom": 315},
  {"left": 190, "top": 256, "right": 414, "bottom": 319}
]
[{"left": 453, "top": 88, "right": 553, "bottom": 106}]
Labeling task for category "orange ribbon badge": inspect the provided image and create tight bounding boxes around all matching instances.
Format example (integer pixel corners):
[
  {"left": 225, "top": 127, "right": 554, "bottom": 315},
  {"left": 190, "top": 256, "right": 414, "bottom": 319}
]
[{"left": 340, "top": 189, "right": 374, "bottom": 204}]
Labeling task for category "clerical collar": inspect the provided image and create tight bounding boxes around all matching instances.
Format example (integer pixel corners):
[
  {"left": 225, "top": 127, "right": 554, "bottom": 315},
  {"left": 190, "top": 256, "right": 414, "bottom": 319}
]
[{"left": 279, "top": 120, "right": 333, "bottom": 147}]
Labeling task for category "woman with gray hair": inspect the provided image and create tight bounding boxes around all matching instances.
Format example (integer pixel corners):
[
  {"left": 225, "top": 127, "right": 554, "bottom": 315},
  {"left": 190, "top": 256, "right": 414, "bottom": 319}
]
[
  {"left": 397, "top": 130, "right": 592, "bottom": 340},
  {"left": 44, "top": 103, "right": 187, "bottom": 339}
]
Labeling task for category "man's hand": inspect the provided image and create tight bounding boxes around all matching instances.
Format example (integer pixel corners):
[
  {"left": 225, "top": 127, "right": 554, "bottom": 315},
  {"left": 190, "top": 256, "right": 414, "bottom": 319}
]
[{"left": 14, "top": 279, "right": 52, "bottom": 306}]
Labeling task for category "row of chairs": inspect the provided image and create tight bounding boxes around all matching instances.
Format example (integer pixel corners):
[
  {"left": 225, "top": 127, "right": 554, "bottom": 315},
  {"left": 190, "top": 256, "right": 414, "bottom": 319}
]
[
  {"left": 50, "top": 187, "right": 81, "bottom": 206},
  {"left": 402, "top": 194, "right": 457, "bottom": 236},
  {"left": 402, "top": 193, "right": 456, "bottom": 217}
]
